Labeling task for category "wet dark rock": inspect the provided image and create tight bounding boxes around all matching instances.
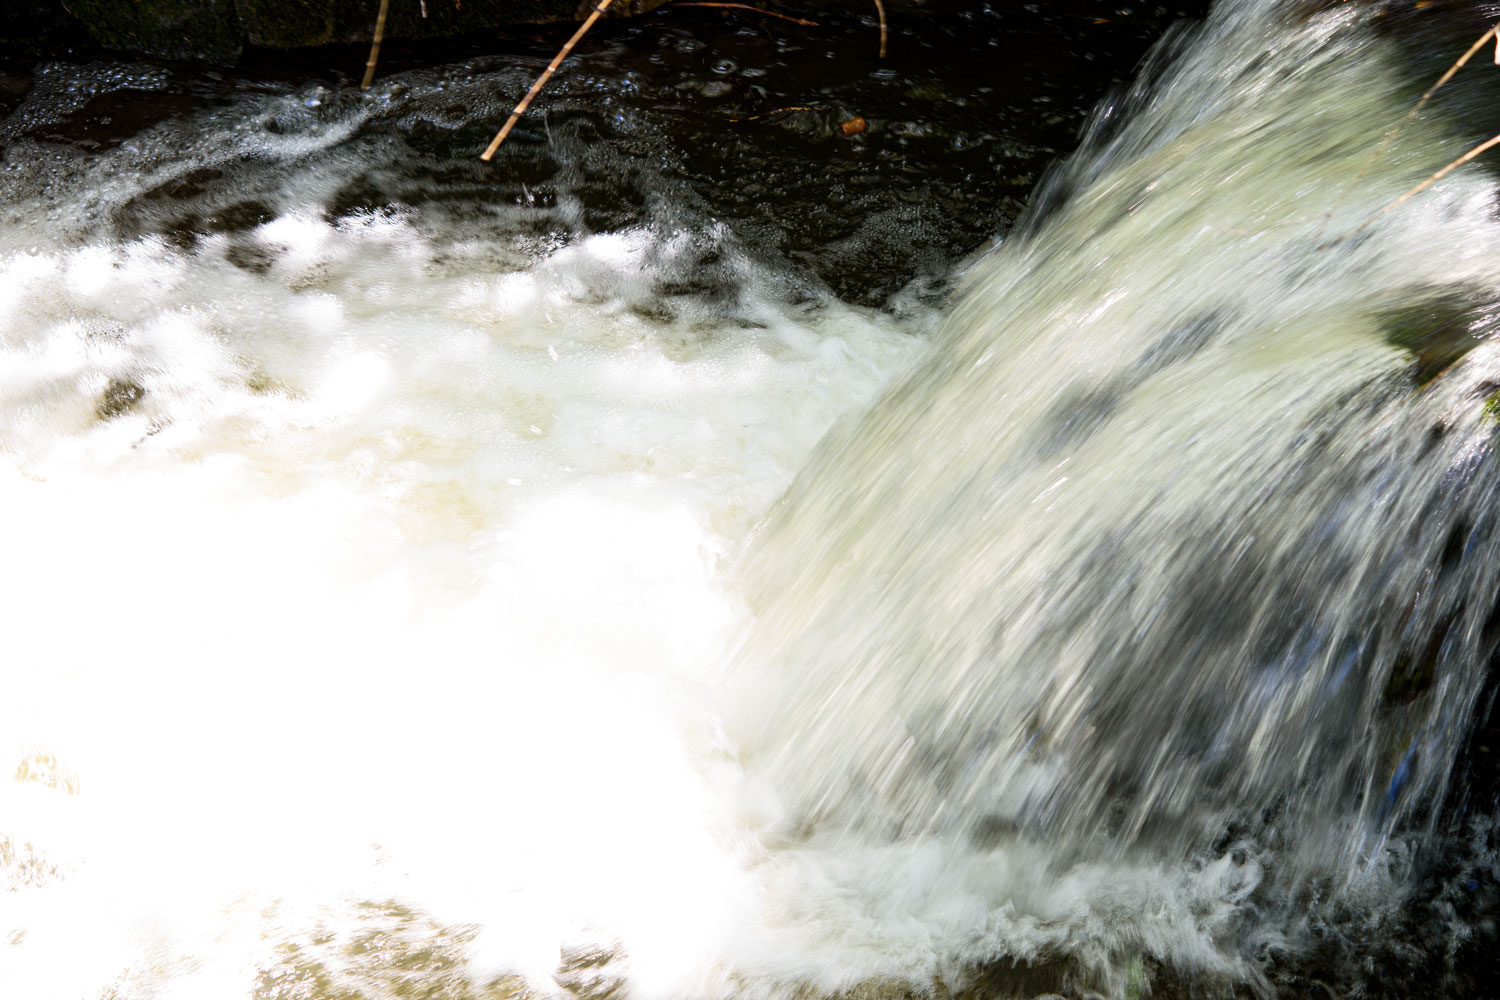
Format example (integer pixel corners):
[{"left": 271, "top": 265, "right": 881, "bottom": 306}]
[
  {"left": 0, "top": 1, "right": 71, "bottom": 42},
  {"left": 47, "top": 0, "right": 1213, "bottom": 67},
  {"left": 62, "top": 0, "right": 675, "bottom": 64},
  {"left": 95, "top": 378, "right": 146, "bottom": 421},
  {"left": 1380, "top": 292, "right": 1500, "bottom": 384},
  {"left": 65, "top": 0, "right": 244, "bottom": 64},
  {"left": 554, "top": 944, "right": 628, "bottom": 1000},
  {"left": 235, "top": 0, "right": 673, "bottom": 50}
]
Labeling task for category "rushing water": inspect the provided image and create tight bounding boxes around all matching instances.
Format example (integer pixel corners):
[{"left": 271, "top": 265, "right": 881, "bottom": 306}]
[{"left": 3, "top": 2, "right": 1500, "bottom": 998}]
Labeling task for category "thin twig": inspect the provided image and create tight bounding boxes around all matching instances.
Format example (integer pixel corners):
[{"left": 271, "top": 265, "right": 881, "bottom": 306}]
[
  {"left": 874, "top": 0, "right": 887, "bottom": 58},
  {"left": 1360, "top": 129, "right": 1500, "bottom": 230},
  {"left": 1318, "top": 21, "right": 1497, "bottom": 244},
  {"left": 361, "top": 0, "right": 391, "bottom": 91},
  {"left": 481, "top": 0, "right": 613, "bottom": 160},
  {"left": 1410, "top": 22, "right": 1499, "bottom": 120},
  {"left": 671, "top": 2, "right": 817, "bottom": 26}
]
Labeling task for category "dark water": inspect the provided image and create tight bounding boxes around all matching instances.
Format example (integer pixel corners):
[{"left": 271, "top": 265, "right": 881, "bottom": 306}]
[{"left": 1, "top": 2, "right": 1201, "bottom": 303}]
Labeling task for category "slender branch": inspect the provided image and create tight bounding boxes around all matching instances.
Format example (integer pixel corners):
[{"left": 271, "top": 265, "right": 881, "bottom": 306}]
[
  {"left": 874, "top": 0, "right": 887, "bottom": 58},
  {"left": 481, "top": 0, "right": 614, "bottom": 161},
  {"left": 361, "top": 0, "right": 391, "bottom": 91},
  {"left": 1409, "top": 22, "right": 1500, "bottom": 121},
  {"left": 1318, "top": 21, "right": 1497, "bottom": 244},
  {"left": 1354, "top": 23, "right": 1497, "bottom": 166},
  {"left": 1368, "top": 130, "right": 1500, "bottom": 226}
]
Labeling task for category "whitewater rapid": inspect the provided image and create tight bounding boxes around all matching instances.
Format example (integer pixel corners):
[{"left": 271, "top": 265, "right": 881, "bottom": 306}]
[{"left": 4, "top": 2, "right": 1500, "bottom": 998}]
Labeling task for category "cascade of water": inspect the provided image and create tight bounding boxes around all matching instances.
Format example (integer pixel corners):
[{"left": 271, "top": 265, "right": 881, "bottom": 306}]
[
  {"left": 736, "top": 0, "right": 1500, "bottom": 979},
  {"left": 3, "top": 1, "right": 1499, "bottom": 998}
]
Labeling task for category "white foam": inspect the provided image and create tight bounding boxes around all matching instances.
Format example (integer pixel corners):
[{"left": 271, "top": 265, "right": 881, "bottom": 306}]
[{"left": 0, "top": 209, "right": 926, "bottom": 998}]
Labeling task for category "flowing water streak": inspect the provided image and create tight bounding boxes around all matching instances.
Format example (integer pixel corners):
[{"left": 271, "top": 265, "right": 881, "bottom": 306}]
[{"left": 737, "top": 0, "right": 1500, "bottom": 984}]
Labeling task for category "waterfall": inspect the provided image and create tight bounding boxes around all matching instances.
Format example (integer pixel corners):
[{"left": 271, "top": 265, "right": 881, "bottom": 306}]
[
  {"left": 735, "top": 0, "right": 1500, "bottom": 990},
  {"left": 2, "top": 1, "right": 1498, "bottom": 997}
]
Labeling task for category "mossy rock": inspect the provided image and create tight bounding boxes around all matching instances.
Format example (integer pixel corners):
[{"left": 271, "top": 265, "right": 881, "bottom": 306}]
[
  {"left": 1481, "top": 385, "right": 1500, "bottom": 423},
  {"left": 1378, "top": 292, "right": 1490, "bottom": 384}
]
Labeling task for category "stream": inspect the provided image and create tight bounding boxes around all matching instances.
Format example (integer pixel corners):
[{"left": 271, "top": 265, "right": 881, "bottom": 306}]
[{"left": 2, "top": 2, "right": 1498, "bottom": 998}]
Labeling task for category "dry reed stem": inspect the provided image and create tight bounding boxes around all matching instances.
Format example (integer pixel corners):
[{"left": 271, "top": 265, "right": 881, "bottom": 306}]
[
  {"left": 1369, "top": 129, "right": 1500, "bottom": 223},
  {"left": 1410, "top": 22, "right": 1499, "bottom": 118},
  {"left": 361, "top": 0, "right": 391, "bottom": 90},
  {"left": 672, "top": 3, "right": 818, "bottom": 26},
  {"left": 481, "top": 0, "right": 614, "bottom": 161},
  {"left": 1322, "top": 21, "right": 1500, "bottom": 247},
  {"left": 1318, "top": 22, "right": 1495, "bottom": 240},
  {"left": 874, "top": 0, "right": 887, "bottom": 58}
]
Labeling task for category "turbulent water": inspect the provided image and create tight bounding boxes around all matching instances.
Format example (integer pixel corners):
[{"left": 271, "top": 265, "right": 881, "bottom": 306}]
[{"left": 3, "top": 2, "right": 1500, "bottom": 999}]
